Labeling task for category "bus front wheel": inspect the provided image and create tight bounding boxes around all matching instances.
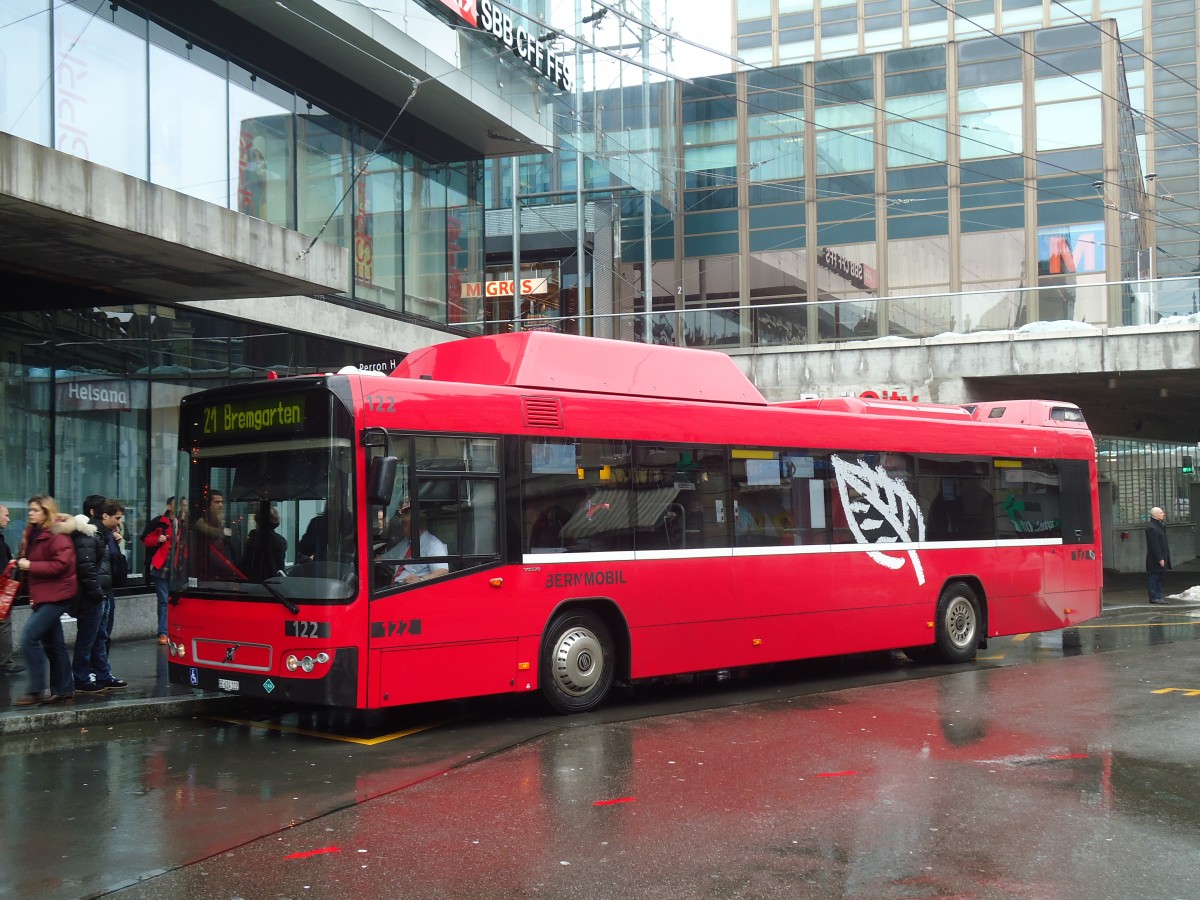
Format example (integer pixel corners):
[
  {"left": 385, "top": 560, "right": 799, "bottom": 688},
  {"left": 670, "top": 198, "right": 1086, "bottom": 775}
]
[
  {"left": 540, "top": 609, "right": 614, "bottom": 714},
  {"left": 933, "top": 581, "right": 981, "bottom": 664}
]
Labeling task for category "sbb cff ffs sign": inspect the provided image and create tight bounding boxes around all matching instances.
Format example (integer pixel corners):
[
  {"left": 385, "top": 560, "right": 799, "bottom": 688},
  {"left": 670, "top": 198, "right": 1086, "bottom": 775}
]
[{"left": 434, "top": 0, "right": 572, "bottom": 90}]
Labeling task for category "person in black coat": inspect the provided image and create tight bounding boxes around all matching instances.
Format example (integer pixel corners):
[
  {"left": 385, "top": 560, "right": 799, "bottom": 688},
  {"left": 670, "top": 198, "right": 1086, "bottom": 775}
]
[
  {"left": 62, "top": 513, "right": 118, "bottom": 692},
  {"left": 1145, "top": 506, "right": 1172, "bottom": 604},
  {"left": 243, "top": 504, "right": 287, "bottom": 582}
]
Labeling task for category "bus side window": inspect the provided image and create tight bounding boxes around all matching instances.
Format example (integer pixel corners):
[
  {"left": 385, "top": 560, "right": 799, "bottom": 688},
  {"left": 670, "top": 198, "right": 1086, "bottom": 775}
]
[
  {"left": 522, "top": 438, "right": 633, "bottom": 553},
  {"left": 634, "top": 445, "right": 730, "bottom": 550},
  {"left": 731, "top": 449, "right": 796, "bottom": 547},
  {"left": 463, "top": 479, "right": 499, "bottom": 555},
  {"left": 995, "top": 459, "right": 1061, "bottom": 539}
]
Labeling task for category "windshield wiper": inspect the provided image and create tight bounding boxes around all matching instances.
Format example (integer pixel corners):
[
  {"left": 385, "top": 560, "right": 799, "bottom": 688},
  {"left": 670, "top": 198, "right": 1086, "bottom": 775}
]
[{"left": 262, "top": 574, "right": 300, "bottom": 614}]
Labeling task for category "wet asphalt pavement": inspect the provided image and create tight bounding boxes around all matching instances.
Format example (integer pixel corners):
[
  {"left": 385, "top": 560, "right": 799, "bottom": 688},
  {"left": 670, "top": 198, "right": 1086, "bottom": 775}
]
[{"left": 3, "top": 571, "right": 1200, "bottom": 899}]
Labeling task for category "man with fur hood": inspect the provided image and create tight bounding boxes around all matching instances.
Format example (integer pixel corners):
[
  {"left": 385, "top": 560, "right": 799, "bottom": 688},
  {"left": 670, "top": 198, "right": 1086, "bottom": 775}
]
[{"left": 61, "top": 512, "right": 122, "bottom": 693}]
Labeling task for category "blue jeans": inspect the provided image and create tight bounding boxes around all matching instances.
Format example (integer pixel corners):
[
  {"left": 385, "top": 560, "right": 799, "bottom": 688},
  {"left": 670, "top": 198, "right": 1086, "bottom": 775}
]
[
  {"left": 20, "top": 600, "right": 73, "bottom": 697},
  {"left": 1148, "top": 571, "right": 1164, "bottom": 602},
  {"left": 150, "top": 569, "right": 169, "bottom": 636},
  {"left": 72, "top": 599, "right": 112, "bottom": 686},
  {"left": 103, "top": 593, "right": 115, "bottom": 654}
]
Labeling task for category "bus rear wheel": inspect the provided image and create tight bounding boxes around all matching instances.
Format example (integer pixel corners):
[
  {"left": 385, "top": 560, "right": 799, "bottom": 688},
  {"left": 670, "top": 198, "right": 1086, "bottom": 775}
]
[
  {"left": 933, "top": 581, "right": 981, "bottom": 664},
  {"left": 540, "top": 609, "right": 614, "bottom": 714}
]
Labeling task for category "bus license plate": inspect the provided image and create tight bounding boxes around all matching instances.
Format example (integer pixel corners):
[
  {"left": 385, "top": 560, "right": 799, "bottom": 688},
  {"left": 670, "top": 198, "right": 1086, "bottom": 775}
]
[{"left": 217, "top": 678, "right": 240, "bottom": 692}]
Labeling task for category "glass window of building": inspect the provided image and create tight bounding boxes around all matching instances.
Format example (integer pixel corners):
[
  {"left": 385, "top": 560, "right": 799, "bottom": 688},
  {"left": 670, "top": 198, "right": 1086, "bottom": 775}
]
[
  {"left": 814, "top": 58, "right": 875, "bottom": 176},
  {"left": 1001, "top": 0, "right": 1044, "bottom": 29},
  {"left": 355, "top": 147, "right": 400, "bottom": 311},
  {"left": 1036, "top": 98, "right": 1102, "bottom": 152},
  {"left": 0, "top": 0, "right": 52, "bottom": 145},
  {"left": 229, "top": 68, "right": 294, "bottom": 228},
  {"left": 814, "top": 240, "right": 878, "bottom": 340},
  {"left": 680, "top": 257, "right": 741, "bottom": 348},
  {"left": 959, "top": 230, "right": 1027, "bottom": 330},
  {"left": 738, "top": 0, "right": 772, "bottom": 17},
  {"left": 149, "top": 40, "right": 229, "bottom": 207},
  {"left": 297, "top": 110, "right": 355, "bottom": 274},
  {"left": 749, "top": 250, "right": 809, "bottom": 345},
  {"left": 54, "top": 4, "right": 148, "bottom": 179},
  {"left": 910, "top": 0, "right": 949, "bottom": 43}
]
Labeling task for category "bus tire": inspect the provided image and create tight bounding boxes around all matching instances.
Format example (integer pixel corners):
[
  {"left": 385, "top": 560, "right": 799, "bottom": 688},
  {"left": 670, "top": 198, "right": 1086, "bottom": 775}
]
[
  {"left": 540, "top": 609, "right": 614, "bottom": 714},
  {"left": 934, "top": 581, "right": 981, "bottom": 664}
]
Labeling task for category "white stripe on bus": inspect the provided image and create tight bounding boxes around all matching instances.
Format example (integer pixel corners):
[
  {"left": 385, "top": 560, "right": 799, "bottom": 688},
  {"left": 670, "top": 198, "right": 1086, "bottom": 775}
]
[{"left": 522, "top": 537, "right": 1064, "bottom": 566}]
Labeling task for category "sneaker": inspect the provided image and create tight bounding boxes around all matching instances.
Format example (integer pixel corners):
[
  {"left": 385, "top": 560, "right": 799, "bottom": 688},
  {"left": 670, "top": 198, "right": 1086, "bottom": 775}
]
[
  {"left": 76, "top": 681, "right": 105, "bottom": 694},
  {"left": 0, "top": 662, "right": 25, "bottom": 675},
  {"left": 157, "top": 635, "right": 169, "bottom": 645},
  {"left": 99, "top": 678, "right": 128, "bottom": 691}
]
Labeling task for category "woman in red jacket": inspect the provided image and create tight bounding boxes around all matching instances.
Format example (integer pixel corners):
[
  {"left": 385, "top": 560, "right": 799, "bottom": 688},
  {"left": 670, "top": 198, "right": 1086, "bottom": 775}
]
[{"left": 13, "top": 495, "right": 77, "bottom": 706}]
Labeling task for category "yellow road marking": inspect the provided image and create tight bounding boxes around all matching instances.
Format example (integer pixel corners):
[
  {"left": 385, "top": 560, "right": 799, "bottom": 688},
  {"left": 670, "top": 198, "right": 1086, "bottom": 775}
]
[
  {"left": 1010, "top": 633, "right": 1031, "bottom": 642},
  {"left": 1152, "top": 688, "right": 1200, "bottom": 696},
  {"left": 210, "top": 716, "right": 449, "bottom": 745},
  {"left": 976, "top": 654, "right": 1007, "bottom": 660}
]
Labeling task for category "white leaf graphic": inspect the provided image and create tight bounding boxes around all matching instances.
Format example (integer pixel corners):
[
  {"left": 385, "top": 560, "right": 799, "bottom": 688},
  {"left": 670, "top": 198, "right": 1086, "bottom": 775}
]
[{"left": 832, "top": 455, "right": 925, "bottom": 585}]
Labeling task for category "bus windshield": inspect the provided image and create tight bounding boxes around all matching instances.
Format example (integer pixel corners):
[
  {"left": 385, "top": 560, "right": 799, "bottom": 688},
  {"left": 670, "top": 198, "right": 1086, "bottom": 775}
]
[{"left": 171, "top": 384, "right": 358, "bottom": 604}]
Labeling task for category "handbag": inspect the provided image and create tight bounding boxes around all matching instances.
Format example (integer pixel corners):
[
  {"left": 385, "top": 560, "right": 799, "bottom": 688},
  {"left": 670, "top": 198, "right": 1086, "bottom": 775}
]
[{"left": 0, "top": 561, "right": 18, "bottom": 621}]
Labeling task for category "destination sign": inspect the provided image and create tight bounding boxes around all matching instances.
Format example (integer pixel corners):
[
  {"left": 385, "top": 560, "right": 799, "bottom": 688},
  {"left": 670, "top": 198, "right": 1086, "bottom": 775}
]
[{"left": 201, "top": 395, "right": 306, "bottom": 437}]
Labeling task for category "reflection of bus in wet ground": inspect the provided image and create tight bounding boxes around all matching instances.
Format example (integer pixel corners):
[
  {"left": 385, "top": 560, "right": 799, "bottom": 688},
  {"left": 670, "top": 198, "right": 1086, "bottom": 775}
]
[
  {"left": 294, "top": 655, "right": 1125, "bottom": 899},
  {"left": 167, "top": 331, "right": 1102, "bottom": 715}
]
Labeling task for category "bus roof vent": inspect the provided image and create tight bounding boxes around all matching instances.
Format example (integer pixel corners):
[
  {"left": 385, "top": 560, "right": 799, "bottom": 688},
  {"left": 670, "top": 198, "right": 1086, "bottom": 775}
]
[{"left": 523, "top": 396, "right": 563, "bottom": 429}]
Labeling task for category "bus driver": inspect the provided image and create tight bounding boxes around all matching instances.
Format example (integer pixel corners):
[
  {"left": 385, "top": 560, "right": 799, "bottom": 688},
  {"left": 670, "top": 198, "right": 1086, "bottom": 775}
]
[{"left": 388, "top": 504, "right": 449, "bottom": 586}]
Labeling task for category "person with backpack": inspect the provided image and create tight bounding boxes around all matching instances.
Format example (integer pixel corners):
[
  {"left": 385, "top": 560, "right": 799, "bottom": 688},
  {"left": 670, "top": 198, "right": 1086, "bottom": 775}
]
[
  {"left": 65, "top": 509, "right": 116, "bottom": 694},
  {"left": 141, "top": 497, "right": 174, "bottom": 645}
]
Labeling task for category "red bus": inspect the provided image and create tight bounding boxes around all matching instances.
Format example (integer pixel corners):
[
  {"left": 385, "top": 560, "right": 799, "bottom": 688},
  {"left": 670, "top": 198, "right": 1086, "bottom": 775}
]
[{"left": 166, "top": 332, "right": 1102, "bottom": 712}]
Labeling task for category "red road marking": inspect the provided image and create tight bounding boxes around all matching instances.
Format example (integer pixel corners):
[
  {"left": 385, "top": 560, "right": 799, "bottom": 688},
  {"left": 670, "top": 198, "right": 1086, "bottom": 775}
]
[
  {"left": 1046, "top": 753, "right": 1089, "bottom": 760},
  {"left": 818, "top": 770, "right": 858, "bottom": 777},
  {"left": 284, "top": 847, "right": 341, "bottom": 860},
  {"left": 593, "top": 797, "right": 637, "bottom": 806}
]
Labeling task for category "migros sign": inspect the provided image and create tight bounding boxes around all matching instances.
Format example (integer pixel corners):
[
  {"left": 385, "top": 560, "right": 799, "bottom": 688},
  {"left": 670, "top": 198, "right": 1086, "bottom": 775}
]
[{"left": 437, "top": 0, "right": 574, "bottom": 91}]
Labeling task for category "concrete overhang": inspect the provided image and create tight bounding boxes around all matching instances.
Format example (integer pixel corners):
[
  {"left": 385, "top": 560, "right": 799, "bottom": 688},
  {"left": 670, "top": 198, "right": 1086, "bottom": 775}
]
[
  {"left": 0, "top": 133, "right": 347, "bottom": 307},
  {"left": 208, "top": 0, "right": 556, "bottom": 158}
]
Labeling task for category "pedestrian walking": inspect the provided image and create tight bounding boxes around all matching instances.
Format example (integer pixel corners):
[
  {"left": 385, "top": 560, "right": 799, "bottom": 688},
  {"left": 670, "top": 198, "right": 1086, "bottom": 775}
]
[
  {"left": 13, "top": 495, "right": 76, "bottom": 706},
  {"left": 1145, "top": 505, "right": 1172, "bottom": 605},
  {"left": 141, "top": 496, "right": 174, "bottom": 645},
  {"left": 67, "top": 510, "right": 117, "bottom": 694},
  {"left": 0, "top": 503, "right": 24, "bottom": 675}
]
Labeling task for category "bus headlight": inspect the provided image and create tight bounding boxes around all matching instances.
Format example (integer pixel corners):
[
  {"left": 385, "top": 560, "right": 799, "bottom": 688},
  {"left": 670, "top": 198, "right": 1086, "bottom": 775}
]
[{"left": 284, "top": 652, "right": 329, "bottom": 674}]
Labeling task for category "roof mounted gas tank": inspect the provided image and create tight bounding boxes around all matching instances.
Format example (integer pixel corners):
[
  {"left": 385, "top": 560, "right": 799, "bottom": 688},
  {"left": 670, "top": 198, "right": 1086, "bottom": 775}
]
[{"left": 392, "top": 332, "right": 768, "bottom": 405}]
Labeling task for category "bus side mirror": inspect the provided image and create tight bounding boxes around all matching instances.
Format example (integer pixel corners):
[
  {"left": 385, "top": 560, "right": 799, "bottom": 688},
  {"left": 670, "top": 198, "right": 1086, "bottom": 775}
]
[{"left": 367, "top": 456, "right": 398, "bottom": 507}]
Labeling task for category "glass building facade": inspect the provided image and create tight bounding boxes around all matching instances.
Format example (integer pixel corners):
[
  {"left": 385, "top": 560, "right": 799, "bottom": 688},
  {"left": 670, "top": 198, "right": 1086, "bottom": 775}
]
[
  {"left": 0, "top": 0, "right": 567, "bottom": 587},
  {"left": 0, "top": 305, "right": 389, "bottom": 580},
  {"left": 483, "top": 17, "right": 1173, "bottom": 349},
  {"left": 565, "top": 21, "right": 1151, "bottom": 349},
  {"left": 0, "top": 0, "right": 488, "bottom": 327},
  {"left": 732, "top": 0, "right": 1198, "bottom": 284}
]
